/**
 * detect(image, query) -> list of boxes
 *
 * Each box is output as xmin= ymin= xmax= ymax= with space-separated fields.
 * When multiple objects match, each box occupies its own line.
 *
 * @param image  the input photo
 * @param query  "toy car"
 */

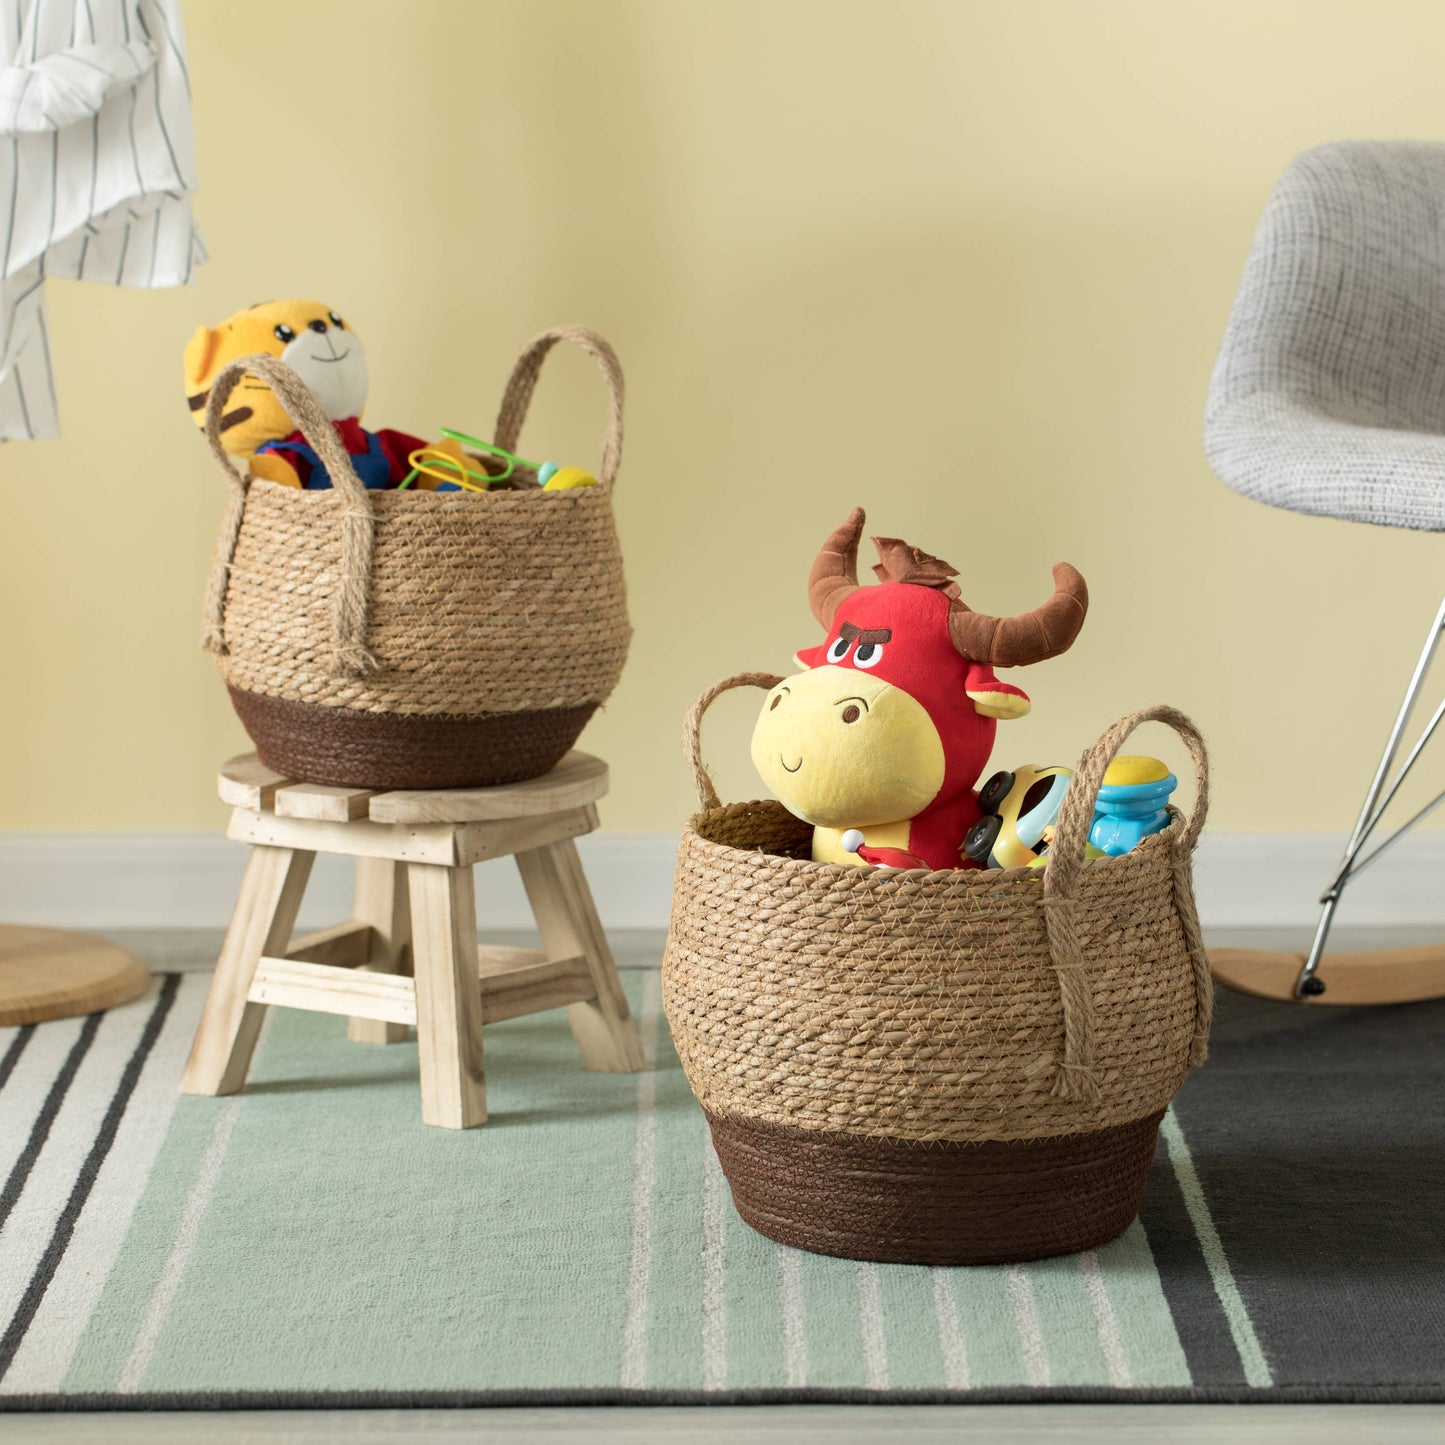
xmin=964 ymin=764 xmax=1074 ymax=868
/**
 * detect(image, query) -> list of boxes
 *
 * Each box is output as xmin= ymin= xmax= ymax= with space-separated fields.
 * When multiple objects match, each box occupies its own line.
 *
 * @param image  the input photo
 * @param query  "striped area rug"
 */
xmin=1 ymin=964 xmax=1441 ymax=1408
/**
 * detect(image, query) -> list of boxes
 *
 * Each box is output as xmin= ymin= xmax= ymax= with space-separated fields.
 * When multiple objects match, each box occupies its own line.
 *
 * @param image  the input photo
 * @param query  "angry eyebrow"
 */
xmin=835 ymin=622 xmax=892 ymax=645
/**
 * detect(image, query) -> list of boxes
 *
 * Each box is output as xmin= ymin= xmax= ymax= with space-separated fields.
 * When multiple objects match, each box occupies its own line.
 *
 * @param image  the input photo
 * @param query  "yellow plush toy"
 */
xmin=183 ymin=300 xmax=464 ymax=490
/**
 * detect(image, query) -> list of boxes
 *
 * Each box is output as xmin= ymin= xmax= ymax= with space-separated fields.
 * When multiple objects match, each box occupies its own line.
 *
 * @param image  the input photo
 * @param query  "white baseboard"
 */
xmin=0 ymin=832 xmax=680 ymax=933
xmin=0 ymin=830 xmax=1442 ymax=933
xmin=1189 ymin=831 xmax=1445 ymax=929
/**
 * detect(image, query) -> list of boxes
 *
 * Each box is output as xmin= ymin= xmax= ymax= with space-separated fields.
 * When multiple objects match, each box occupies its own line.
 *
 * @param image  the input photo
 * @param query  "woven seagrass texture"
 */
xmin=662 ymin=678 xmax=1213 ymax=1146
xmin=227 ymin=688 xmax=596 ymax=790
xmin=200 ymin=326 xmax=630 ymax=719
xmin=706 ymin=1109 xmax=1165 ymax=1266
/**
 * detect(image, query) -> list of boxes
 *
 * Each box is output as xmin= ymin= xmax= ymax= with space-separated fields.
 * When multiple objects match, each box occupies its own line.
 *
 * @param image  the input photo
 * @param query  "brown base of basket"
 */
xmin=227 ymin=686 xmax=597 ymax=790
xmin=705 ymin=1108 xmax=1166 ymax=1266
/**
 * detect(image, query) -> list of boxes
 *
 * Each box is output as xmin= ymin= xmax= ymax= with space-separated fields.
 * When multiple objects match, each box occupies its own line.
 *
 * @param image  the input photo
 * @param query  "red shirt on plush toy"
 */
xmin=750 ymin=508 xmax=1088 ymax=870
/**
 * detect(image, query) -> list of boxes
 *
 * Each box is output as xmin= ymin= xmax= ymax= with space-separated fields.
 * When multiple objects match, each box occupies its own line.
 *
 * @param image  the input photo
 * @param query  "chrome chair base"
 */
xmin=1295 ymin=590 xmax=1445 ymax=998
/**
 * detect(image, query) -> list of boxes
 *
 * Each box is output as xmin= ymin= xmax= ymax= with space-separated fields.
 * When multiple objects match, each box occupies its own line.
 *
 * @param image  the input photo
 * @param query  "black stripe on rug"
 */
xmin=0 ymin=974 xmax=180 ymax=1383
xmin=1139 ymin=1128 xmax=1247 ymax=1387
xmin=0 ymin=1012 xmax=104 ymax=1237
xmin=0 ymin=1027 xmax=35 ymax=1094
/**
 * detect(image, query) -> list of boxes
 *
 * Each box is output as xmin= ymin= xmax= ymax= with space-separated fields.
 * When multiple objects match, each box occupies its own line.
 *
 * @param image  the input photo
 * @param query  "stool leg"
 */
xmin=408 ymin=863 xmax=487 ymax=1128
xmin=348 ymin=857 xmax=412 ymax=1044
xmin=516 ymin=839 xmax=645 ymax=1074
xmin=181 ymin=845 xmax=315 ymax=1096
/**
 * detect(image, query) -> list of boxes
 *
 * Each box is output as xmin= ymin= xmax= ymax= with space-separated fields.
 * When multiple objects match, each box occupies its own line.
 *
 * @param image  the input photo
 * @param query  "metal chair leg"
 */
xmin=1295 ymin=589 xmax=1445 ymax=997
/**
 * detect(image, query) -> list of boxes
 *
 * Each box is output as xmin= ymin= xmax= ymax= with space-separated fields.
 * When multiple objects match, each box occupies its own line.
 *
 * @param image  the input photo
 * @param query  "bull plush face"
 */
xmin=753 ymin=584 xmax=964 ymax=827
xmin=751 ymin=508 xmax=1088 ymax=844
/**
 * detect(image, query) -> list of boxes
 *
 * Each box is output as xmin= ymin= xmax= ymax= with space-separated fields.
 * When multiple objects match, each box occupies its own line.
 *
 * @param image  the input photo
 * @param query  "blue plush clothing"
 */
xmin=256 ymin=428 xmax=392 ymax=491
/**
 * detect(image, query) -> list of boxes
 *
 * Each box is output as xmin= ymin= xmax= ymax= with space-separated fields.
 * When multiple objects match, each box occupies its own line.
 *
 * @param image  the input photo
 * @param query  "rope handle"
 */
xmin=1047 ymin=705 xmax=1211 ymax=885
xmin=200 ymin=354 xmax=377 ymax=679
xmin=683 ymin=679 xmax=1213 ymax=1103
xmin=1042 ymin=705 xmax=1213 ymax=1102
xmin=493 ymin=325 xmax=625 ymax=488
xmin=683 ymin=673 xmax=785 ymax=811
xmin=203 ymin=354 xmax=371 ymax=501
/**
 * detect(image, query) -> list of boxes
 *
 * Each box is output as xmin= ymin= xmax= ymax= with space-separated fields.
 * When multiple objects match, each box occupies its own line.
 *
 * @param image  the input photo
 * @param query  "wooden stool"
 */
xmin=181 ymin=751 xmax=645 ymax=1128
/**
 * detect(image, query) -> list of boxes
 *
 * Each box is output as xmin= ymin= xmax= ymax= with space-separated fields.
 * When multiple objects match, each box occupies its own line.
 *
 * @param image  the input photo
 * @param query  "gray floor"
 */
xmin=7 ymin=923 xmax=1440 ymax=1443
xmin=5 ymin=1403 xmax=1444 ymax=1442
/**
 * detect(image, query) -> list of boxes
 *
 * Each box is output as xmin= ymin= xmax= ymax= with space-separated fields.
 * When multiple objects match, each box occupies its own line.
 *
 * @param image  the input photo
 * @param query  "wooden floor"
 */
xmin=5 ymin=923 xmax=1436 ymax=1443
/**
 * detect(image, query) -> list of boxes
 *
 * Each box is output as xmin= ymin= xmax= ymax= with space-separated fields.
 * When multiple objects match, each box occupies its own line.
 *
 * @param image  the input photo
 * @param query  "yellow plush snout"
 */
xmin=750 ymin=666 xmax=946 ymax=828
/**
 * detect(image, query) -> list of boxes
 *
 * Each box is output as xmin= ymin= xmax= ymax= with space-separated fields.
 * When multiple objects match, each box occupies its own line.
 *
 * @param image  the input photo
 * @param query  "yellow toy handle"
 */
xmin=406 ymin=446 xmax=490 ymax=491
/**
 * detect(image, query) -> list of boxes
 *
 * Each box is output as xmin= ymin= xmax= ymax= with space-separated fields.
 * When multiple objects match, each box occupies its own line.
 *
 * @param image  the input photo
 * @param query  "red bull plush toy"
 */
xmin=751 ymin=508 xmax=1088 ymax=870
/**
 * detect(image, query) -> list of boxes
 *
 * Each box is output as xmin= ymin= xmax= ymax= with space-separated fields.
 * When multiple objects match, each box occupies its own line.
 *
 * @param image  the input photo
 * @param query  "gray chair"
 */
xmin=1206 ymin=140 xmax=1445 ymax=1002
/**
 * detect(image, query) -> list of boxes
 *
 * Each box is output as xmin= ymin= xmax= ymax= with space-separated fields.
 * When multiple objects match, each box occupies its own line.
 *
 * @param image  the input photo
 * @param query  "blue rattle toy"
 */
xmin=1089 ymin=755 xmax=1178 ymax=856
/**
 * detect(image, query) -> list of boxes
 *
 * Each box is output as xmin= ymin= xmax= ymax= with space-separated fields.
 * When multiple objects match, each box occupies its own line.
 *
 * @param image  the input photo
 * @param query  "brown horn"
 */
xmin=948 ymin=563 xmax=1089 ymax=667
xmin=808 ymin=507 xmax=865 ymax=627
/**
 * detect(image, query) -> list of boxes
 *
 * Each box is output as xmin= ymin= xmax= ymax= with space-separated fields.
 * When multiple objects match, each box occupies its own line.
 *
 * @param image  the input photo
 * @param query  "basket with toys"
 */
xmin=662 ymin=510 xmax=1213 ymax=1266
xmin=187 ymin=304 xmax=629 ymax=789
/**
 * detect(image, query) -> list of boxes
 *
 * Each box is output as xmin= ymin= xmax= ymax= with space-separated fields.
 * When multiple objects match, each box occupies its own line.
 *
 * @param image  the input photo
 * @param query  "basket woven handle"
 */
xmin=1043 ymin=705 xmax=1213 ymax=1103
xmin=684 ymin=672 xmax=785 ymax=811
xmin=201 ymin=354 xmax=378 ymax=680
xmin=493 ymin=325 xmax=625 ymax=487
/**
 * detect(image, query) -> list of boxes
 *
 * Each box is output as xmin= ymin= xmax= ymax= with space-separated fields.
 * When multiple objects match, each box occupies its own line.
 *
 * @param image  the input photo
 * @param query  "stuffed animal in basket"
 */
xmin=750 ymin=508 xmax=1088 ymax=870
xmin=183 ymin=299 xmax=466 ymax=490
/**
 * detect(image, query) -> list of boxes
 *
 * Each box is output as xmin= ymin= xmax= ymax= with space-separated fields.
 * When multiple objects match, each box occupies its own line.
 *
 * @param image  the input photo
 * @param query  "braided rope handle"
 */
xmin=493 ymin=325 xmax=625 ymax=488
xmin=683 ymin=673 xmax=785 ymax=811
xmin=201 ymin=354 xmax=378 ymax=680
xmin=1043 ymin=705 xmax=1213 ymax=1102
xmin=684 ymin=678 xmax=1213 ymax=1105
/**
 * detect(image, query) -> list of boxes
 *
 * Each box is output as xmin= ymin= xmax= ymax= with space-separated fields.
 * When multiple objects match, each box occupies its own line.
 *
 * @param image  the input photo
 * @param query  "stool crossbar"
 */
xmin=181 ymin=751 xmax=645 ymax=1128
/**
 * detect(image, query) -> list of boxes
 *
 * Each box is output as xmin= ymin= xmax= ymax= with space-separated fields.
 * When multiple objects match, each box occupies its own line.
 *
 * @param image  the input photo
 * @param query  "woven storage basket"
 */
xmin=663 ymin=674 xmax=1214 ymax=1266
xmin=199 ymin=326 xmax=630 ymax=790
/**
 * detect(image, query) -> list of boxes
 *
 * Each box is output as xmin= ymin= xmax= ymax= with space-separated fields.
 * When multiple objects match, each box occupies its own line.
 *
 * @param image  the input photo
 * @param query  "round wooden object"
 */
xmin=0 ymin=926 xmax=151 ymax=1026
xmin=1210 ymin=945 xmax=1445 ymax=1005
xmin=368 ymin=750 xmax=609 ymax=823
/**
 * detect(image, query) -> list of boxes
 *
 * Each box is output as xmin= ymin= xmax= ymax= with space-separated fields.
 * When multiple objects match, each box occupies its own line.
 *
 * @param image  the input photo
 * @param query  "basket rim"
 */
xmin=237 ymin=478 xmax=616 ymax=512
xmin=679 ymin=796 xmax=1181 ymax=892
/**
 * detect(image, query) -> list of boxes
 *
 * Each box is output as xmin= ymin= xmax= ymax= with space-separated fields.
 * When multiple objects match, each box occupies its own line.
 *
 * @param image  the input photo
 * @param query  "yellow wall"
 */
xmin=4 ymin=0 xmax=1445 ymax=835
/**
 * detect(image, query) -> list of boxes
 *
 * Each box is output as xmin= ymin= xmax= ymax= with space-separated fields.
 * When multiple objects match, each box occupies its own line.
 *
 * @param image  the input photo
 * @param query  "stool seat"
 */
xmin=182 ymin=751 xmax=644 ymax=1128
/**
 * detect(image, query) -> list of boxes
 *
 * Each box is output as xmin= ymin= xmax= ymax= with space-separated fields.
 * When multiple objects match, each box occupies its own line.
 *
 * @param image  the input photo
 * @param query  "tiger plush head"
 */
xmin=183 ymin=300 xmax=370 ymax=457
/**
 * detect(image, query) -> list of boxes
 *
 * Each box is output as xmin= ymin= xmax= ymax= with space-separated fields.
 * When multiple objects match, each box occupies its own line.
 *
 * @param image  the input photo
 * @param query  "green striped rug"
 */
xmin=0 ymin=968 xmax=1272 ymax=1407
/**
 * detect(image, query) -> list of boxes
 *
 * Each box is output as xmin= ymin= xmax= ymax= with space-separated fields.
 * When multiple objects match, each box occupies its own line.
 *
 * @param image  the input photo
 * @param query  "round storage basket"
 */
xmin=199 ymin=326 xmax=630 ymax=790
xmin=663 ymin=674 xmax=1214 ymax=1266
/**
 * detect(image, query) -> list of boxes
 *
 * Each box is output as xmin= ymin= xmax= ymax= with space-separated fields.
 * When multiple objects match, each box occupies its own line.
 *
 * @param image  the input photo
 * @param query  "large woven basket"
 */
xmin=663 ymin=674 xmax=1213 ymax=1266
xmin=199 ymin=326 xmax=630 ymax=790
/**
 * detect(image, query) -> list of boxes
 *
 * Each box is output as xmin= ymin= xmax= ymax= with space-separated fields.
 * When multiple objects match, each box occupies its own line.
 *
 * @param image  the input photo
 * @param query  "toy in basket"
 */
xmin=195 ymin=325 xmax=630 ymax=791
xmin=666 ymin=685 xmax=1212 ymax=1266
xmin=185 ymin=300 xmax=458 ymax=491
xmin=663 ymin=513 xmax=1212 ymax=1266
xmin=750 ymin=508 xmax=1088 ymax=870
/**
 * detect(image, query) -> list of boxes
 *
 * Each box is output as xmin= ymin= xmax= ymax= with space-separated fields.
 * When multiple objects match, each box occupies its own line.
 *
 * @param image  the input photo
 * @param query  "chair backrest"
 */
xmin=1207 ymin=141 xmax=1445 ymax=440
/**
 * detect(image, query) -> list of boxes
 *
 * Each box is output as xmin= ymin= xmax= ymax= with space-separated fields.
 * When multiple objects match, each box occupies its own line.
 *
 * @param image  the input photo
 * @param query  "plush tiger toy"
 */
xmin=183 ymin=300 xmax=458 ymax=490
